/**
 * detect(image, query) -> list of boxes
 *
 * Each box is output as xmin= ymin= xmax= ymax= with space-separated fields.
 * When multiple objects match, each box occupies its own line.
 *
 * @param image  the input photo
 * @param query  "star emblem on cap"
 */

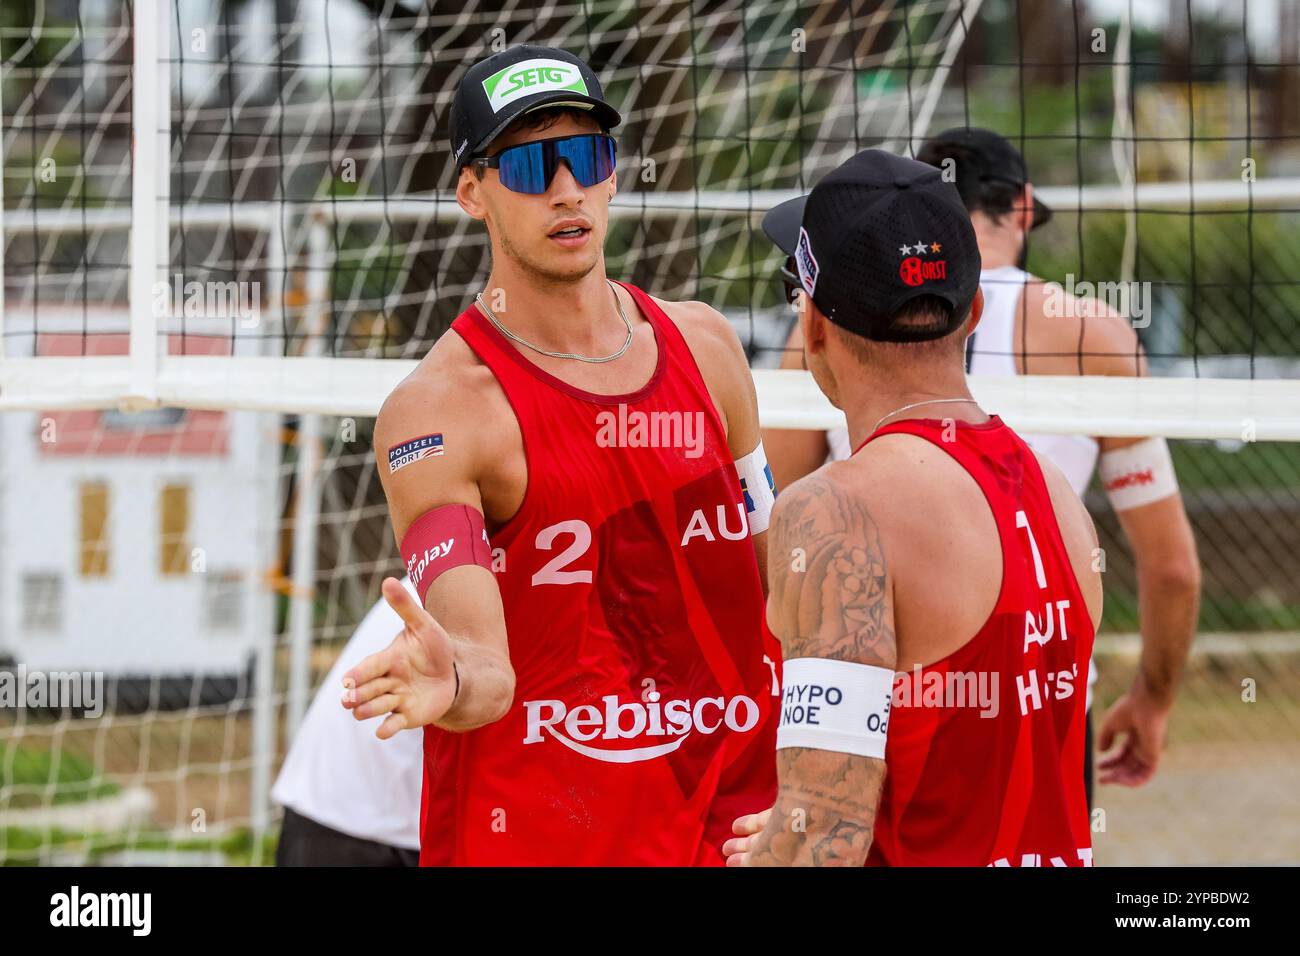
xmin=900 ymin=241 xmax=943 ymax=256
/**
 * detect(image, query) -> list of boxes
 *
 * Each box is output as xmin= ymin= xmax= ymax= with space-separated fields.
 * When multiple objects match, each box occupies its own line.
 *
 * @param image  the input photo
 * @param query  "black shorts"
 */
xmin=275 ymin=807 xmax=420 ymax=867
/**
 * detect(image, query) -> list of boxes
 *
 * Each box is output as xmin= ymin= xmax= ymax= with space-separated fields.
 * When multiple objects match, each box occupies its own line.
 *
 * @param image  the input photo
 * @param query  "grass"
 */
xmin=1099 ymin=582 xmax=1300 ymax=633
xmin=1168 ymin=440 xmax=1300 ymax=491
xmin=0 ymin=745 xmax=119 ymax=810
xmin=0 ymin=825 xmax=277 ymax=867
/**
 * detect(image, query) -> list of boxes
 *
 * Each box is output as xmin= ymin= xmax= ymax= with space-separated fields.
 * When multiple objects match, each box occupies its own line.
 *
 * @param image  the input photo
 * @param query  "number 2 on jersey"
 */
xmin=532 ymin=519 xmax=593 ymax=586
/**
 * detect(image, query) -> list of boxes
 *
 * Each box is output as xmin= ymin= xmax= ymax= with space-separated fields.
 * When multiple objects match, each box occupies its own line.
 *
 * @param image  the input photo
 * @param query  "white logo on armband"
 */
xmin=776 ymin=657 xmax=894 ymax=759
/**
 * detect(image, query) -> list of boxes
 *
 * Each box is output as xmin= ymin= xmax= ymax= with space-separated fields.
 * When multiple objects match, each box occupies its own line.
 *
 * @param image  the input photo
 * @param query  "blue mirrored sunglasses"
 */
xmin=471 ymin=133 xmax=617 ymax=195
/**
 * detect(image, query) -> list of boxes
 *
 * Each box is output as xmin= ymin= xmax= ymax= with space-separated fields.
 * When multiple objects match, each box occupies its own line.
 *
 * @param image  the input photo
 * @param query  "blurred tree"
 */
xmin=1274 ymin=0 xmax=1299 ymax=138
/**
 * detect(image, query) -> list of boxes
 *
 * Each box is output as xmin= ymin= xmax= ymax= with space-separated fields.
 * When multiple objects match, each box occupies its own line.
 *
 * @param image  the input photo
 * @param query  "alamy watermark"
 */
xmin=50 ymin=886 xmax=150 ymax=936
xmin=152 ymin=273 xmax=262 ymax=328
xmin=893 ymin=665 xmax=1000 ymax=718
xmin=595 ymin=403 xmax=706 ymax=459
xmin=0 ymin=666 xmax=104 ymax=718
xmin=1044 ymin=274 xmax=1151 ymax=328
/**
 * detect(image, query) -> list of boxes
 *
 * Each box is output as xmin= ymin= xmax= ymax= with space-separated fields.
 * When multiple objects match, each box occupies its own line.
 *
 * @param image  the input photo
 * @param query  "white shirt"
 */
xmin=272 ymin=578 xmax=423 ymax=850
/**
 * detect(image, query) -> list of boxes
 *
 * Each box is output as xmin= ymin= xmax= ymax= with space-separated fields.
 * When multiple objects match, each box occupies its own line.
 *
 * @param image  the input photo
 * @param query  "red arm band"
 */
xmin=399 ymin=504 xmax=494 ymax=606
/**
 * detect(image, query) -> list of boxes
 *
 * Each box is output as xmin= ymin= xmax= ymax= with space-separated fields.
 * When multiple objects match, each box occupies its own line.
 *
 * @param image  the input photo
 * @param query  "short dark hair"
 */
xmin=832 ymin=294 xmax=965 ymax=359
xmin=915 ymin=140 xmax=1022 ymax=225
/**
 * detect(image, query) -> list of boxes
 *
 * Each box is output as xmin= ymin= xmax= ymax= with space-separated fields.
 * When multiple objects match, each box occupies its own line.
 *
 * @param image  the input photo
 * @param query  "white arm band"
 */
xmin=1098 ymin=437 xmax=1180 ymax=511
xmin=735 ymin=440 xmax=777 ymax=535
xmin=776 ymin=657 xmax=894 ymax=759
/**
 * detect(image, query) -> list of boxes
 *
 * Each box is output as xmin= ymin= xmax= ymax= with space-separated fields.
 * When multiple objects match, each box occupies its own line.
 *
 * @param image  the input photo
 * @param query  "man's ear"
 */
xmin=1019 ymin=183 xmax=1036 ymax=233
xmin=964 ymin=286 xmax=985 ymax=340
xmin=798 ymin=293 xmax=827 ymax=355
xmin=457 ymin=167 xmax=487 ymax=222
xmin=607 ymin=167 xmax=617 ymax=203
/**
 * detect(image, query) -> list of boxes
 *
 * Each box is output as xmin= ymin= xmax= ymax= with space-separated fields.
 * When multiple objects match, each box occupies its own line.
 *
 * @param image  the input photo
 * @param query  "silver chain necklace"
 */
xmin=872 ymin=398 xmax=983 ymax=435
xmin=475 ymin=279 xmax=633 ymax=364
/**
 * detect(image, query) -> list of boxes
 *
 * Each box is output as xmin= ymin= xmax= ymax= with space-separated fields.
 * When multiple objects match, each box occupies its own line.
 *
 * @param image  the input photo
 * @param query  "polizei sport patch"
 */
xmin=388 ymin=433 xmax=444 ymax=474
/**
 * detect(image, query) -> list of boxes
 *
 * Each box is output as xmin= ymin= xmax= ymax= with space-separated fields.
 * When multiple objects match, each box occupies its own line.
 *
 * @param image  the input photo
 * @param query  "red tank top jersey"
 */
xmin=422 ymin=280 xmax=780 ymax=866
xmin=861 ymin=417 xmax=1095 ymax=867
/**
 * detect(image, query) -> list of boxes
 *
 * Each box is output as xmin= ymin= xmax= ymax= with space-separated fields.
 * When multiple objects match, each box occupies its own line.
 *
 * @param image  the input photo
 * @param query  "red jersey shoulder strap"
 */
xmin=450 ymin=283 xmax=724 ymax=438
xmin=450 ymin=302 xmax=513 ymax=370
xmin=858 ymin=417 xmax=1023 ymax=617
xmin=859 ymin=415 xmax=1057 ymax=511
xmin=857 ymin=416 xmax=1038 ymax=505
xmin=861 ymin=416 xmax=1086 ymax=615
xmin=450 ymin=282 xmax=697 ymax=382
xmin=450 ymin=288 xmax=671 ymax=405
xmin=610 ymin=280 xmax=730 ymax=439
xmin=855 ymin=414 xmax=1009 ymax=458
xmin=611 ymin=279 xmax=688 ymax=358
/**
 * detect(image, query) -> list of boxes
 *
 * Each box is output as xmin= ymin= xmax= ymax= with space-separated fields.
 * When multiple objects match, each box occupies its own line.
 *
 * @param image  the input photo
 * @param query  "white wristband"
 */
xmin=776 ymin=657 xmax=894 ymax=759
xmin=734 ymin=440 xmax=777 ymax=535
xmin=1099 ymin=437 xmax=1179 ymax=511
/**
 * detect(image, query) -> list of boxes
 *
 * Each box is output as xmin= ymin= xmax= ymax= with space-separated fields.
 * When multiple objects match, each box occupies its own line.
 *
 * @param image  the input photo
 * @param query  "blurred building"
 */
xmin=0 ymin=306 xmax=268 ymax=705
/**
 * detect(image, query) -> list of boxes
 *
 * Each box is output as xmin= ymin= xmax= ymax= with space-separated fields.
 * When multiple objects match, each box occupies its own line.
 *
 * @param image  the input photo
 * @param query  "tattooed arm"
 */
xmin=741 ymin=470 xmax=896 ymax=866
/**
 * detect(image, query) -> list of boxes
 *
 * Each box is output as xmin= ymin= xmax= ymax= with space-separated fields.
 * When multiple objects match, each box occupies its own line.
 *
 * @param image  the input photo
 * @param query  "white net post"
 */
xmin=1 ymin=49 xmax=5 ymax=364
xmin=286 ymin=216 xmax=332 ymax=741
xmin=128 ymin=0 xmax=166 ymax=408
xmin=248 ymin=208 xmax=287 ymax=865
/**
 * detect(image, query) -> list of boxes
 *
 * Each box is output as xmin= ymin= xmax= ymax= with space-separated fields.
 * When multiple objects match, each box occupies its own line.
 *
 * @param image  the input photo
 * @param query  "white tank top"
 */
xmin=822 ymin=265 xmax=1101 ymax=706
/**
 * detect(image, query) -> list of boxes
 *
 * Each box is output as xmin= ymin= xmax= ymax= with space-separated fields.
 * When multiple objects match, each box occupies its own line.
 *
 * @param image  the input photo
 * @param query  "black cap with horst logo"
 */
xmin=794 ymin=149 xmax=982 ymax=343
xmin=449 ymin=45 xmax=622 ymax=170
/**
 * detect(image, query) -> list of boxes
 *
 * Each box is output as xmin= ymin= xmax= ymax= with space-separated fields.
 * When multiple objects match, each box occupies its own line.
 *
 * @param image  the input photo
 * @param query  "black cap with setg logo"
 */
xmin=795 ymin=149 xmax=982 ymax=343
xmin=449 ymin=45 xmax=622 ymax=170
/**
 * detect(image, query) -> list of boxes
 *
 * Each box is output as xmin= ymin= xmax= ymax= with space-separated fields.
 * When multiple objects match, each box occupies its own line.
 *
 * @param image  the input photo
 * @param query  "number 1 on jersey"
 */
xmin=1015 ymin=509 xmax=1048 ymax=590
